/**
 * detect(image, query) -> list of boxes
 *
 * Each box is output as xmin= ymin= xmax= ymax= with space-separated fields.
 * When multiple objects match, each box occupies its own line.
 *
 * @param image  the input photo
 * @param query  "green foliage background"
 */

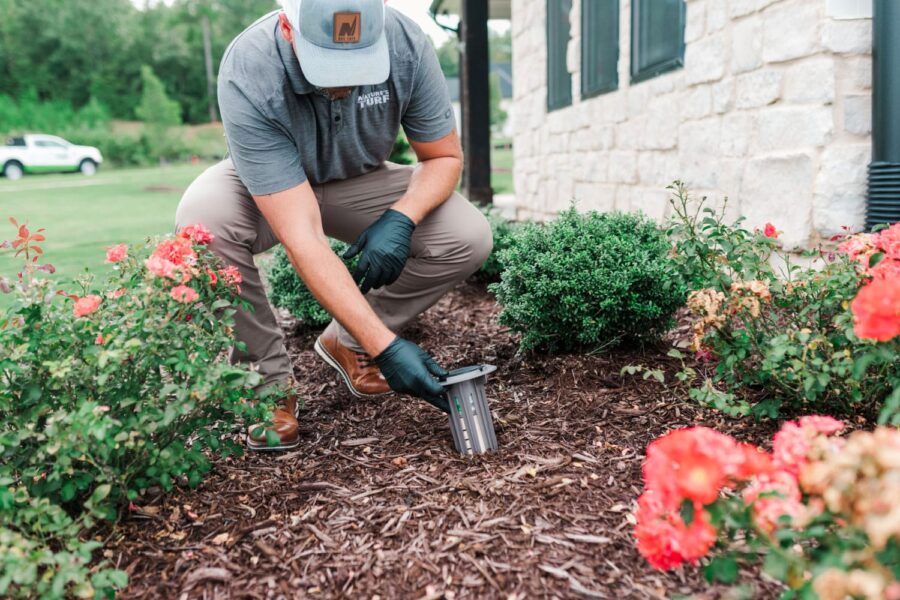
xmin=0 ymin=0 xmax=278 ymax=124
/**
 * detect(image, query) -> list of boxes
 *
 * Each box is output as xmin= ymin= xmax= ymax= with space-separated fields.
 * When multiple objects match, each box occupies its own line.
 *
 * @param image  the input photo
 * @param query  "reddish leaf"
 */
xmin=32 ymin=246 xmax=43 ymax=254
xmin=11 ymin=239 xmax=22 ymax=248
xmin=37 ymin=228 xmax=45 ymax=233
xmin=9 ymin=217 xmax=17 ymax=227
xmin=18 ymin=225 xmax=28 ymax=238
xmin=31 ymin=234 xmax=45 ymax=242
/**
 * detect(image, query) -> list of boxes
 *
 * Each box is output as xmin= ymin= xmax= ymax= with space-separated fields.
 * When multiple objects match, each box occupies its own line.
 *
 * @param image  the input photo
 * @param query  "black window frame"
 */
xmin=546 ymin=0 xmax=574 ymax=111
xmin=581 ymin=0 xmax=620 ymax=99
xmin=630 ymin=0 xmax=686 ymax=84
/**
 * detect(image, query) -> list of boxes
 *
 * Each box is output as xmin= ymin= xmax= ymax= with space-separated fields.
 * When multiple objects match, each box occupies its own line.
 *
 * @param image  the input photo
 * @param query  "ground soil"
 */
xmin=111 ymin=282 xmax=783 ymax=599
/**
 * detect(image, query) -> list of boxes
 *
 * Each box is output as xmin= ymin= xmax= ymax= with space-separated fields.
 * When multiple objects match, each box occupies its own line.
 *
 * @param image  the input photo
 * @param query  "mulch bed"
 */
xmin=110 ymin=282 xmax=783 ymax=599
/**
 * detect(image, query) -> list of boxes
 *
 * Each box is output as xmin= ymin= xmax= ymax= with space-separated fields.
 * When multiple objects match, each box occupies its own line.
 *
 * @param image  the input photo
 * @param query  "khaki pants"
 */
xmin=175 ymin=159 xmax=492 ymax=386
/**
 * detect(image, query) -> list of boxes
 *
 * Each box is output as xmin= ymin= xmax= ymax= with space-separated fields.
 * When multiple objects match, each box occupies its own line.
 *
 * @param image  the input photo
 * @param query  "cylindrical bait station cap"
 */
xmin=440 ymin=365 xmax=498 ymax=455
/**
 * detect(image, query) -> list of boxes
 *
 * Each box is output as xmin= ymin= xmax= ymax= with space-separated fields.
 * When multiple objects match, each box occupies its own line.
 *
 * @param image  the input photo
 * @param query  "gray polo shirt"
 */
xmin=217 ymin=9 xmax=454 ymax=196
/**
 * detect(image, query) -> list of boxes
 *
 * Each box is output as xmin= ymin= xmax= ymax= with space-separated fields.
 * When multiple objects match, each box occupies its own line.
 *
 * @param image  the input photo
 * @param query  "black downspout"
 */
xmin=866 ymin=0 xmax=900 ymax=229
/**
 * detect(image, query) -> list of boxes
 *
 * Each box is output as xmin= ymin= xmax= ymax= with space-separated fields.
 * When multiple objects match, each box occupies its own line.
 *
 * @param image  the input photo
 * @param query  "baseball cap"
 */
xmin=280 ymin=0 xmax=390 ymax=88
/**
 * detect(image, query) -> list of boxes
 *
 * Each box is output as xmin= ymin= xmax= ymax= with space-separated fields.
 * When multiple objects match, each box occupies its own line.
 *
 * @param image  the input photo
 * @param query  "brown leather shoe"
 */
xmin=314 ymin=327 xmax=391 ymax=397
xmin=246 ymin=393 xmax=300 ymax=452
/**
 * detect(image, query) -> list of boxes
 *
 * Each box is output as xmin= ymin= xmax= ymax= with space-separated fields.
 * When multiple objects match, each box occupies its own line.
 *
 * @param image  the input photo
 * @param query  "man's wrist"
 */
xmin=362 ymin=328 xmax=396 ymax=359
xmin=389 ymin=201 xmax=423 ymax=226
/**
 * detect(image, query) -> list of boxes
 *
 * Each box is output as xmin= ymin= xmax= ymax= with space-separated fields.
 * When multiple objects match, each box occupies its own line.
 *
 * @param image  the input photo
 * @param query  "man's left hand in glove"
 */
xmin=343 ymin=208 xmax=416 ymax=294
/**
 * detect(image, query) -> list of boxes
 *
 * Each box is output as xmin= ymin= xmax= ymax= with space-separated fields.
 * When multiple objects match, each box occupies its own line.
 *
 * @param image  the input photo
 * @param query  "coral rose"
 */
xmin=171 ymin=284 xmax=199 ymax=303
xmin=764 ymin=223 xmax=778 ymax=238
xmin=179 ymin=223 xmax=215 ymax=245
xmin=145 ymin=237 xmax=197 ymax=282
xmin=875 ymin=222 xmax=900 ymax=261
xmin=73 ymin=295 xmax=102 ymax=317
xmin=772 ymin=416 xmax=843 ymax=476
xmin=643 ymin=427 xmax=768 ymax=508
xmin=218 ymin=265 xmax=243 ymax=293
xmin=634 ymin=491 xmax=717 ymax=570
xmin=105 ymin=243 xmax=128 ymax=263
xmin=743 ymin=470 xmax=804 ymax=533
xmin=851 ymin=278 xmax=900 ymax=342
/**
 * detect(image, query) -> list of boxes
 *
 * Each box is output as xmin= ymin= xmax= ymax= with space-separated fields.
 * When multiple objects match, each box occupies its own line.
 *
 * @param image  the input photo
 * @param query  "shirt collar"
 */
xmin=275 ymin=24 xmax=314 ymax=96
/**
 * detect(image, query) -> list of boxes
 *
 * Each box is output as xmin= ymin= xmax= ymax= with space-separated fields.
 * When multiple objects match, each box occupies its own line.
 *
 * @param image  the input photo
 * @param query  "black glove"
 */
xmin=343 ymin=209 xmax=415 ymax=294
xmin=374 ymin=337 xmax=450 ymax=413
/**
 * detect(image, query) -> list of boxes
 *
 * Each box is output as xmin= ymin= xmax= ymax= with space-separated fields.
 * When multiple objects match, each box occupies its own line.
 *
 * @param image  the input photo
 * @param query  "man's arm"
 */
xmin=390 ymin=130 xmax=463 ymax=224
xmin=254 ymin=182 xmax=395 ymax=358
xmin=254 ymin=183 xmax=449 ymax=409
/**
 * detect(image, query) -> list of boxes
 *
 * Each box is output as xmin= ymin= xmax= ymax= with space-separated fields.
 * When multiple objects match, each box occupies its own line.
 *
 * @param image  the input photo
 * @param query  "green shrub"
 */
xmin=62 ymin=127 xmax=150 ymax=167
xmin=490 ymin=207 xmax=686 ymax=353
xmin=667 ymin=181 xmax=900 ymax=422
xmin=389 ymin=132 xmax=414 ymax=165
xmin=474 ymin=207 xmax=520 ymax=282
xmin=0 ymin=220 xmax=280 ymax=598
xmin=267 ymin=239 xmax=355 ymax=328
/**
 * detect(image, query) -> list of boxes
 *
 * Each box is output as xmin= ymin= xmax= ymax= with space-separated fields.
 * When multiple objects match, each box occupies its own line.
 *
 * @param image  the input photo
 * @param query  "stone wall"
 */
xmin=511 ymin=0 xmax=873 ymax=248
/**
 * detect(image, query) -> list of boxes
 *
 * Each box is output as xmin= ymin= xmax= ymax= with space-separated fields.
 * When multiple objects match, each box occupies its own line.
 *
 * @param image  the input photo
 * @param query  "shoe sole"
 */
xmin=245 ymin=434 xmax=301 ymax=452
xmin=314 ymin=337 xmax=389 ymax=399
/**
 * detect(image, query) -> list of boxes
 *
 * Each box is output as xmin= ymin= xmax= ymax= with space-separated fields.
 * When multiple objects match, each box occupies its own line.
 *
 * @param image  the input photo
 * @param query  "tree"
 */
xmin=136 ymin=65 xmax=183 ymax=161
xmin=436 ymin=37 xmax=459 ymax=78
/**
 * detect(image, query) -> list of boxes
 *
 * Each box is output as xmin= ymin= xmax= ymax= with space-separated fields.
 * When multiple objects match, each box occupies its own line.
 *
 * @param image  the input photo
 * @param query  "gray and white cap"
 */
xmin=280 ymin=0 xmax=390 ymax=88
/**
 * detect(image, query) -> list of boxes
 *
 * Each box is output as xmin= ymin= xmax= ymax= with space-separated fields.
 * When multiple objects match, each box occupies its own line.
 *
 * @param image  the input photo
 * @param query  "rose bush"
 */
xmin=0 ymin=219 xmax=281 ymax=599
xmin=668 ymin=182 xmax=900 ymax=424
xmin=635 ymin=420 xmax=900 ymax=598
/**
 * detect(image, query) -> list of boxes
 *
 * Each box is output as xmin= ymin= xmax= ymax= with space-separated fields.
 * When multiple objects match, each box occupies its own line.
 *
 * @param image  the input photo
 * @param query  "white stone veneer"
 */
xmin=511 ymin=0 xmax=873 ymax=249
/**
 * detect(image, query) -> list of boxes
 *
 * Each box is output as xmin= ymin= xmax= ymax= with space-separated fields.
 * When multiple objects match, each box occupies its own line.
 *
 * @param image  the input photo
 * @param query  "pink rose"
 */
xmin=179 ymin=223 xmax=215 ymax=245
xmin=73 ymin=295 xmax=102 ymax=318
xmin=171 ymin=284 xmax=199 ymax=303
xmin=105 ymin=243 xmax=128 ymax=263
xmin=218 ymin=265 xmax=242 ymax=293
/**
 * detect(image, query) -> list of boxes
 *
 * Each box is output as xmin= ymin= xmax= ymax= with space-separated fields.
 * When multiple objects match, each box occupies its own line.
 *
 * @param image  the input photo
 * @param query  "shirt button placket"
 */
xmin=333 ymin=102 xmax=343 ymax=133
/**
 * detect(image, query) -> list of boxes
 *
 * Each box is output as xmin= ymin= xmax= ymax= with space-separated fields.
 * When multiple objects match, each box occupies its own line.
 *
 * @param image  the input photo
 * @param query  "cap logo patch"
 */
xmin=334 ymin=12 xmax=361 ymax=43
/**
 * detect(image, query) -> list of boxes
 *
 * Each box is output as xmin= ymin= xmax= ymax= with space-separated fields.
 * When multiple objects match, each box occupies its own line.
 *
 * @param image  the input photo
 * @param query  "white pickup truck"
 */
xmin=1 ymin=134 xmax=104 ymax=180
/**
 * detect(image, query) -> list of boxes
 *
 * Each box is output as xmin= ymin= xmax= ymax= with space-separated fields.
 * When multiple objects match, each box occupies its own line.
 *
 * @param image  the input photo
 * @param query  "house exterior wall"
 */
xmin=511 ymin=0 xmax=873 ymax=248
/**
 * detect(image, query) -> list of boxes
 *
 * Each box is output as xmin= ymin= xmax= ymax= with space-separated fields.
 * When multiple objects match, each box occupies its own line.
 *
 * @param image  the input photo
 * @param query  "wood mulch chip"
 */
xmin=110 ymin=282 xmax=783 ymax=599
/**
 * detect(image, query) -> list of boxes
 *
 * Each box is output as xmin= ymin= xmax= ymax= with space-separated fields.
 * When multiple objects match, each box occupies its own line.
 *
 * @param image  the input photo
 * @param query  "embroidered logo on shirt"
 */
xmin=357 ymin=89 xmax=390 ymax=109
xmin=334 ymin=12 xmax=361 ymax=43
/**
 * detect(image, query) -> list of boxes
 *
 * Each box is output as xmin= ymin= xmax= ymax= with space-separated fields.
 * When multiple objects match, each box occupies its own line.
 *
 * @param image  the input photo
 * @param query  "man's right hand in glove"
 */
xmin=374 ymin=337 xmax=450 ymax=413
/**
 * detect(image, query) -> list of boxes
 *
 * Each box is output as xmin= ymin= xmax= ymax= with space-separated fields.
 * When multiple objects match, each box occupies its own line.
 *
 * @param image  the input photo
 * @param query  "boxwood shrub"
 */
xmin=474 ymin=207 xmax=521 ymax=282
xmin=490 ymin=208 xmax=686 ymax=353
xmin=267 ymin=239 xmax=353 ymax=328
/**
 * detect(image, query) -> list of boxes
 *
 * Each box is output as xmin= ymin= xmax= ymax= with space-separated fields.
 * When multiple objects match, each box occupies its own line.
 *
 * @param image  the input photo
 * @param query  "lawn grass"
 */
xmin=0 ymin=163 xmax=210 ymax=292
xmin=491 ymin=143 xmax=513 ymax=195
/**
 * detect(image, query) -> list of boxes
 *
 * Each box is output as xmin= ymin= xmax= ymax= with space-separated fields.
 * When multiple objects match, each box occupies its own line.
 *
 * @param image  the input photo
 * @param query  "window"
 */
xmin=34 ymin=140 xmax=67 ymax=149
xmin=547 ymin=0 xmax=573 ymax=111
xmin=631 ymin=0 xmax=685 ymax=84
xmin=5 ymin=137 xmax=25 ymax=147
xmin=581 ymin=0 xmax=620 ymax=98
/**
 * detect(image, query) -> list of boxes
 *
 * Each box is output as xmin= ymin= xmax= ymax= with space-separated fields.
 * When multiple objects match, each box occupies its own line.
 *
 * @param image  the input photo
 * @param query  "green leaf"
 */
xmin=89 ymin=484 xmax=111 ymax=504
xmin=704 ymin=556 xmax=739 ymax=584
xmin=750 ymin=398 xmax=781 ymax=420
xmin=265 ymin=430 xmax=281 ymax=447
xmin=762 ymin=552 xmax=789 ymax=581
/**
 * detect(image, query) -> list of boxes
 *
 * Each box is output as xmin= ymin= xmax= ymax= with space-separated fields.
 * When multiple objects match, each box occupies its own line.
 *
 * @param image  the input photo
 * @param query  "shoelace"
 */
xmin=354 ymin=351 xmax=376 ymax=369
